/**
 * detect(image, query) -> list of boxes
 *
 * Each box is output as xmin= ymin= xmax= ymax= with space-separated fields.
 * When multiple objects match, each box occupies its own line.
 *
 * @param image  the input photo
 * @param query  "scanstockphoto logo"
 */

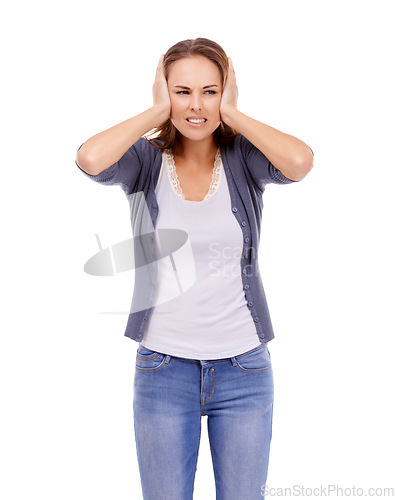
xmin=82 ymin=191 xmax=259 ymax=314
xmin=83 ymin=191 xmax=197 ymax=315
xmin=260 ymin=484 xmax=395 ymax=497
xmin=83 ymin=227 xmax=196 ymax=314
xmin=208 ymin=242 xmax=257 ymax=278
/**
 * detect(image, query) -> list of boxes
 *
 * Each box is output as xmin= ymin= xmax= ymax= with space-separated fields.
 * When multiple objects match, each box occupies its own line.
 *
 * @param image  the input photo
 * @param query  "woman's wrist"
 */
xmin=220 ymin=106 xmax=240 ymax=130
xmin=151 ymin=104 xmax=171 ymax=127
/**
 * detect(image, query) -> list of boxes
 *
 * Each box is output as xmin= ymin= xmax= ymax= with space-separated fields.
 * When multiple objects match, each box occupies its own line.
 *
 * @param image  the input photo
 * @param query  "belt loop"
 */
xmin=230 ymin=356 xmax=237 ymax=366
xmin=165 ymin=355 xmax=171 ymax=364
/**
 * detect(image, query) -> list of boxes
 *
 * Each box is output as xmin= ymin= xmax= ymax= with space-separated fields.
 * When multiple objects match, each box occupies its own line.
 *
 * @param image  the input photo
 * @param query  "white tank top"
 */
xmin=140 ymin=147 xmax=260 ymax=359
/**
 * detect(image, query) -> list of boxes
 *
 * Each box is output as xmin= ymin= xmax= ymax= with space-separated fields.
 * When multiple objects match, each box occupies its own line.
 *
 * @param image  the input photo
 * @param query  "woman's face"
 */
xmin=167 ymin=55 xmax=223 ymax=142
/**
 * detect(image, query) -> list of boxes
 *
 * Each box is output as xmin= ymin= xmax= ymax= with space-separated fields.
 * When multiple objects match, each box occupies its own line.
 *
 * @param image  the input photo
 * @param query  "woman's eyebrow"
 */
xmin=174 ymin=84 xmax=219 ymax=89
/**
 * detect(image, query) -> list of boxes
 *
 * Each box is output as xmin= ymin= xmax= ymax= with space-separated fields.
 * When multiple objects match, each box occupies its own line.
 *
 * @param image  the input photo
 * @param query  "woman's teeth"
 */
xmin=187 ymin=118 xmax=207 ymax=123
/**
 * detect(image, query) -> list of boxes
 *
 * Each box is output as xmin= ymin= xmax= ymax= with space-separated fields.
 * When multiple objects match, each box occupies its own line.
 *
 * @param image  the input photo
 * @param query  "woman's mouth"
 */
xmin=186 ymin=118 xmax=207 ymax=127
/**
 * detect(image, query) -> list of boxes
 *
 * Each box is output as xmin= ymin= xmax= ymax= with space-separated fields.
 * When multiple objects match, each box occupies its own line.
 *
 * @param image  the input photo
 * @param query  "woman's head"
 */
xmin=162 ymin=37 xmax=228 ymax=92
xmin=146 ymin=38 xmax=239 ymax=151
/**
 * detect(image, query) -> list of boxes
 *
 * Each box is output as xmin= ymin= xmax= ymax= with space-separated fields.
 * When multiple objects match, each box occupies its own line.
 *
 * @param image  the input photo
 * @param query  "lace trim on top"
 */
xmin=164 ymin=148 xmax=222 ymax=202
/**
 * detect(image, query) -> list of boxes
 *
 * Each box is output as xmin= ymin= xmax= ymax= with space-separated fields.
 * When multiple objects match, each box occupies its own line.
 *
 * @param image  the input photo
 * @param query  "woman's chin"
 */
xmin=171 ymin=120 xmax=220 ymax=141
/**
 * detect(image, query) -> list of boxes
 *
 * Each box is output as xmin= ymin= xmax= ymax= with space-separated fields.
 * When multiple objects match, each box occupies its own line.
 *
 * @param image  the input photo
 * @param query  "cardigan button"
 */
xmin=244 ymin=237 xmax=250 ymax=243
xmin=242 ymin=268 xmax=247 ymax=275
xmin=254 ymin=316 xmax=260 ymax=322
xmin=241 ymin=221 xmax=247 ymax=226
xmin=248 ymin=301 xmax=253 ymax=307
xmin=232 ymin=207 xmax=238 ymax=212
xmin=244 ymin=284 xmax=250 ymax=290
xmin=259 ymin=333 xmax=265 ymax=339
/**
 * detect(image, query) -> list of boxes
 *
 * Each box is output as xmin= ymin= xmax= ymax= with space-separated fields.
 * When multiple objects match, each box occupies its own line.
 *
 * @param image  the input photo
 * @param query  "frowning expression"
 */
xmin=167 ymin=55 xmax=223 ymax=140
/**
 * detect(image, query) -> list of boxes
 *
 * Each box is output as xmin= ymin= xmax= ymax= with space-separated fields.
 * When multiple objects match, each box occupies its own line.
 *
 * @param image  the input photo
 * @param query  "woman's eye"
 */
xmin=176 ymin=90 xmax=216 ymax=95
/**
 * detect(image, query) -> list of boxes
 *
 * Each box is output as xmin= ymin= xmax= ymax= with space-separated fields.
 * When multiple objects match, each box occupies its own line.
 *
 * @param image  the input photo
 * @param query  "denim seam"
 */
xmin=136 ymin=353 xmax=159 ymax=361
xmin=191 ymin=421 xmax=202 ymax=486
xmin=234 ymin=364 xmax=272 ymax=374
xmin=135 ymin=358 xmax=167 ymax=373
xmin=235 ymin=342 xmax=266 ymax=360
xmin=201 ymin=368 xmax=215 ymax=405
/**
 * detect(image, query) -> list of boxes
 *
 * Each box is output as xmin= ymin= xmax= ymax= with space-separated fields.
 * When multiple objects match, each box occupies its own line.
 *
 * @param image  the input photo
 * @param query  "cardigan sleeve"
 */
xmin=75 ymin=137 xmax=148 ymax=190
xmin=237 ymin=134 xmax=302 ymax=191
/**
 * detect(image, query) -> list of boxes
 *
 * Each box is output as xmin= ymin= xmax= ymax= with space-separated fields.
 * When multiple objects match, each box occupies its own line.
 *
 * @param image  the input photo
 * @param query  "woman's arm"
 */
xmin=220 ymin=58 xmax=314 ymax=182
xmin=77 ymin=55 xmax=170 ymax=176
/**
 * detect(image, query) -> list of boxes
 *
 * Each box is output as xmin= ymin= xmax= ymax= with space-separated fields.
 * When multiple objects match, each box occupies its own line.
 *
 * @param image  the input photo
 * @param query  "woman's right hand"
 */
xmin=152 ymin=54 xmax=171 ymax=122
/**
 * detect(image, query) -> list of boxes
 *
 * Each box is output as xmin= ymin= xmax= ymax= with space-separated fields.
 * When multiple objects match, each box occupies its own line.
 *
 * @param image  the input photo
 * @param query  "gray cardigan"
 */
xmin=76 ymin=134 xmax=307 ymax=345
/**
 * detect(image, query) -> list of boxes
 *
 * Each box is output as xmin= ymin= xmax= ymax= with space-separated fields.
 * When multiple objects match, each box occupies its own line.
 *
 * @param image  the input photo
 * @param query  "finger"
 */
xmin=227 ymin=58 xmax=235 ymax=78
xmin=157 ymin=54 xmax=164 ymax=69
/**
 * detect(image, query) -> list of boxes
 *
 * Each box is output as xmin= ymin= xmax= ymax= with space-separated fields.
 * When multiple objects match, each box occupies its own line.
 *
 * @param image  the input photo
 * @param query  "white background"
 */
xmin=1 ymin=0 xmax=394 ymax=498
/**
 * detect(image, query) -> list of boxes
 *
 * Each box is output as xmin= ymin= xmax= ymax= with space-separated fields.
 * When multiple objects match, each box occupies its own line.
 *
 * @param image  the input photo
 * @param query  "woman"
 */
xmin=76 ymin=38 xmax=313 ymax=500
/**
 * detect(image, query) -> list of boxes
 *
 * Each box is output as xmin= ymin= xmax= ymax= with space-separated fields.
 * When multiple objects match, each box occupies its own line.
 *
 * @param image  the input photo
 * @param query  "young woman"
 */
xmin=76 ymin=37 xmax=313 ymax=500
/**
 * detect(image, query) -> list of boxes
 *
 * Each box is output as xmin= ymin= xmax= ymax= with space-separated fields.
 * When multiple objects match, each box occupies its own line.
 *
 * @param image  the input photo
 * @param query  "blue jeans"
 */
xmin=133 ymin=342 xmax=274 ymax=499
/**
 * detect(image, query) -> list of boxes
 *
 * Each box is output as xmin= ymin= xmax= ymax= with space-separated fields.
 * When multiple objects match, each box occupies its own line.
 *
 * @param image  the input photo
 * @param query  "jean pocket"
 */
xmin=136 ymin=344 xmax=167 ymax=373
xmin=234 ymin=343 xmax=272 ymax=373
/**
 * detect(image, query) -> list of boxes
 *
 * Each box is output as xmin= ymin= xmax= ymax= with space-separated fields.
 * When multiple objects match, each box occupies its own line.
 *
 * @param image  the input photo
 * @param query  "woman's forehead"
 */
xmin=168 ymin=56 xmax=221 ymax=84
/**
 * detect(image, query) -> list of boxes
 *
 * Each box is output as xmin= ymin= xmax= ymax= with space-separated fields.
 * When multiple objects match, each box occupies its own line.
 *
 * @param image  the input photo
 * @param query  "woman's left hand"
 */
xmin=220 ymin=57 xmax=238 ymax=124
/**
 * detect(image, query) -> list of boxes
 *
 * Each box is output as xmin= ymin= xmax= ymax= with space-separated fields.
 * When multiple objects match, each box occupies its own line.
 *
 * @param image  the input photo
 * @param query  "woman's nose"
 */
xmin=190 ymin=95 xmax=202 ymax=110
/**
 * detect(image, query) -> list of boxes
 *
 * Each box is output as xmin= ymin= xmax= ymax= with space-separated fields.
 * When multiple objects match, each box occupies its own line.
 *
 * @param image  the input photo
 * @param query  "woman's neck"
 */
xmin=173 ymin=135 xmax=218 ymax=165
